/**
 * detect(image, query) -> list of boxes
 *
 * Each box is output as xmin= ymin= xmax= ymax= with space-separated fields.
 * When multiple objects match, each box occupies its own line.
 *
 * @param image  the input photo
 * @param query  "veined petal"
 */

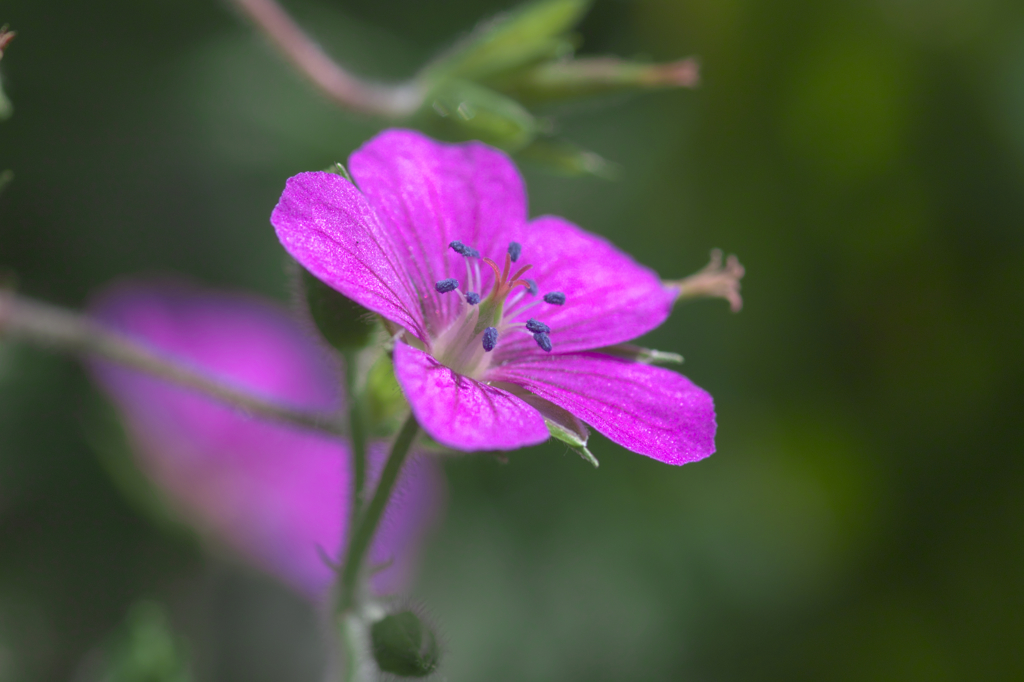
xmin=488 ymin=352 xmax=716 ymax=465
xmin=393 ymin=341 xmax=549 ymax=452
xmin=350 ymin=129 xmax=528 ymax=335
xmin=272 ymin=171 xmax=428 ymax=341
xmin=89 ymin=283 xmax=444 ymax=599
xmin=496 ymin=216 xmax=676 ymax=358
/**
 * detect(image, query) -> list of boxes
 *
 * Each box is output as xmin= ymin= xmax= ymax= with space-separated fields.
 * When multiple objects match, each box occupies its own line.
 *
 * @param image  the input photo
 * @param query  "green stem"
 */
xmin=336 ymin=413 xmax=419 ymax=615
xmin=342 ymin=350 xmax=368 ymax=520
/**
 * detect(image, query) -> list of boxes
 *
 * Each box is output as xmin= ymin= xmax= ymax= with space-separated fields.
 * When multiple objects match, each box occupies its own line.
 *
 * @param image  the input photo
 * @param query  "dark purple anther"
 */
xmin=508 ymin=241 xmax=522 ymax=262
xmin=525 ymin=279 xmax=538 ymax=295
xmin=465 ymin=292 xmax=481 ymax=305
xmin=533 ymin=332 xmax=552 ymax=352
xmin=435 ymin=278 xmax=459 ymax=293
xmin=449 ymin=241 xmax=480 ymax=258
xmin=543 ymin=291 xmax=566 ymax=305
xmin=482 ymin=327 xmax=499 ymax=352
xmin=525 ymin=319 xmax=550 ymax=334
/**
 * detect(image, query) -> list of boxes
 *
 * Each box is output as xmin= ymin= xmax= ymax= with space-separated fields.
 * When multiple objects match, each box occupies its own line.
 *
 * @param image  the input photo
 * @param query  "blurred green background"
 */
xmin=2 ymin=0 xmax=1023 ymax=680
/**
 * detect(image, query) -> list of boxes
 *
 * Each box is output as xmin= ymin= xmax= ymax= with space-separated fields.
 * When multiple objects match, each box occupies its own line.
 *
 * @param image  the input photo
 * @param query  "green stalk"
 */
xmin=336 ymin=413 xmax=419 ymax=616
xmin=342 ymin=350 xmax=368 ymax=520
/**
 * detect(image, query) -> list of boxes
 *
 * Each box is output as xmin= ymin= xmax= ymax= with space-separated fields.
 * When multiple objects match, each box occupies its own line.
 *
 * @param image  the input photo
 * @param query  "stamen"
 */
xmin=533 ymin=332 xmax=552 ymax=352
xmin=465 ymin=292 xmax=481 ymax=305
xmin=525 ymin=279 xmax=538 ymax=295
xmin=435 ymin=278 xmax=459 ymax=293
xmin=525 ymin=319 xmax=550 ymax=334
xmin=508 ymin=242 xmax=522 ymax=262
xmin=543 ymin=291 xmax=566 ymax=305
xmin=481 ymin=257 xmax=502 ymax=282
xmin=482 ymin=327 xmax=499 ymax=352
xmin=510 ymin=264 xmax=533 ymax=282
xmin=449 ymin=241 xmax=480 ymax=258
xmin=501 ymin=253 xmax=511 ymax=283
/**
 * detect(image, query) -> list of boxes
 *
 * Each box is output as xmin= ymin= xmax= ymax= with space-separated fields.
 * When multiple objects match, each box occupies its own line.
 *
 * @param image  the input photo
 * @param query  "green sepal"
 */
xmin=419 ymin=79 xmax=538 ymax=152
xmin=517 ymin=137 xmax=620 ymax=179
xmin=422 ymin=0 xmax=592 ymax=84
xmin=300 ymin=266 xmax=375 ymax=352
xmin=546 ymin=418 xmax=599 ymax=467
xmin=364 ymin=352 xmax=409 ymax=437
xmin=370 ymin=610 xmax=441 ymax=678
xmin=596 ymin=343 xmax=684 ymax=365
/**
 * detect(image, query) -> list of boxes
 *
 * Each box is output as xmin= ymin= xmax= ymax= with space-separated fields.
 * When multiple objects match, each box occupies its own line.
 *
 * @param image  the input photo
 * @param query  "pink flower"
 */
xmin=89 ymin=282 xmax=445 ymax=599
xmin=272 ymin=130 xmax=716 ymax=465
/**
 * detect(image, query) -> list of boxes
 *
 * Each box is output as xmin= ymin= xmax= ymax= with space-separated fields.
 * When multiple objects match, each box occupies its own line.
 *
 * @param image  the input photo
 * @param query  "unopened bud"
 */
xmin=298 ymin=266 xmax=375 ymax=351
xmin=370 ymin=610 xmax=441 ymax=678
xmin=421 ymin=80 xmax=537 ymax=152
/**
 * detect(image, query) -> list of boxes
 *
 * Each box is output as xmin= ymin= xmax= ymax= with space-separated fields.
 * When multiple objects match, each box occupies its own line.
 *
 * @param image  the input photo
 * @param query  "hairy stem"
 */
xmin=336 ymin=413 xmax=419 ymax=616
xmin=226 ymin=0 xmax=423 ymax=117
xmin=342 ymin=350 xmax=368 ymax=520
xmin=0 ymin=292 xmax=346 ymax=436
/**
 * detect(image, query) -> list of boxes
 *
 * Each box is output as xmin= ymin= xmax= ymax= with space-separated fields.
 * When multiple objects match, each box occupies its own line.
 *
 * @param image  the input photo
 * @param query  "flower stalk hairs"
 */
xmin=273 ymin=129 xmax=737 ymax=468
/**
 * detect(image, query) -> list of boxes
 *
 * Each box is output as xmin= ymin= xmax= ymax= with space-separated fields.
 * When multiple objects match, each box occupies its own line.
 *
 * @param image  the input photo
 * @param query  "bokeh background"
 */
xmin=2 ymin=0 xmax=1023 ymax=680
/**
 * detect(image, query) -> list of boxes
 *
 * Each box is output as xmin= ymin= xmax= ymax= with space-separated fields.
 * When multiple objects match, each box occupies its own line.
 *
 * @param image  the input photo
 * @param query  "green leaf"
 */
xmin=422 ymin=0 xmax=592 ymax=83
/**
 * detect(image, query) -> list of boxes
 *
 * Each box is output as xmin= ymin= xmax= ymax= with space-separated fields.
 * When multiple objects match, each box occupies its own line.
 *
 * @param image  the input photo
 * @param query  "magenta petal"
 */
xmin=497 ymin=216 xmax=676 ymax=359
xmin=89 ymin=282 xmax=444 ymax=599
xmin=271 ymin=171 xmax=428 ymax=340
xmin=350 ymin=129 xmax=528 ymax=335
xmin=392 ymin=341 xmax=549 ymax=452
xmin=488 ymin=353 xmax=716 ymax=465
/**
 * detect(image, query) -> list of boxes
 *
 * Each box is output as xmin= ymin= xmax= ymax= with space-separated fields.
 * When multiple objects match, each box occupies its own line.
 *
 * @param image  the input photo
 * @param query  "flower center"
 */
xmin=429 ymin=241 xmax=565 ymax=378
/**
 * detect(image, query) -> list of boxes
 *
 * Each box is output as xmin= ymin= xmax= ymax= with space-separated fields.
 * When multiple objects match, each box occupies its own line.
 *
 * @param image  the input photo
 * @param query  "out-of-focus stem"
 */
xmin=336 ymin=413 xmax=418 ymax=616
xmin=0 ymin=291 xmax=346 ymax=436
xmin=226 ymin=0 xmax=423 ymax=117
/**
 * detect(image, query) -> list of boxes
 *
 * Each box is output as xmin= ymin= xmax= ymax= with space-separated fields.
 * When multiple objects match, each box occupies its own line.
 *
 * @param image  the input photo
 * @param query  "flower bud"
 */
xmin=419 ymin=79 xmax=537 ymax=152
xmin=370 ymin=610 xmax=441 ymax=678
xmin=298 ymin=266 xmax=375 ymax=352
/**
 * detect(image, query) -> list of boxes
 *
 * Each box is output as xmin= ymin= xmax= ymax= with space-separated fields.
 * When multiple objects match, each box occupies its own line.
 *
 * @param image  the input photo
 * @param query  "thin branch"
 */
xmin=226 ymin=0 xmax=423 ymax=118
xmin=0 ymin=292 xmax=346 ymax=436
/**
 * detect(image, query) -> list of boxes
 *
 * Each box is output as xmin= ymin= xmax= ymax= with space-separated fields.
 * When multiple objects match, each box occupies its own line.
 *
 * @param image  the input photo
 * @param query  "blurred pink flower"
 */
xmin=89 ymin=282 xmax=445 ymax=600
xmin=272 ymin=129 xmax=716 ymax=464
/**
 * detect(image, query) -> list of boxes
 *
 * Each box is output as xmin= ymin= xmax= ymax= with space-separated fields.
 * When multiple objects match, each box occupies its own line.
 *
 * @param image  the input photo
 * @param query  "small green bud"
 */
xmin=370 ymin=610 xmax=441 ymax=678
xmin=421 ymin=80 xmax=537 ymax=152
xmin=300 ymin=267 xmax=374 ymax=352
